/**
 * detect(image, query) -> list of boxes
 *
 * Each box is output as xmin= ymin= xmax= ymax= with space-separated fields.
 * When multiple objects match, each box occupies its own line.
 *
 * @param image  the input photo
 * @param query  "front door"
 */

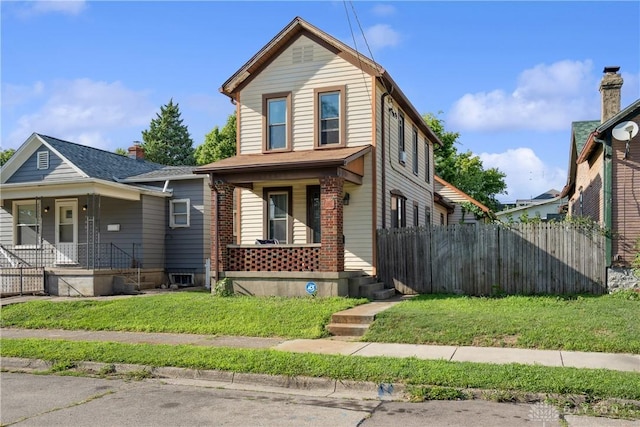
xmin=55 ymin=199 xmax=78 ymax=264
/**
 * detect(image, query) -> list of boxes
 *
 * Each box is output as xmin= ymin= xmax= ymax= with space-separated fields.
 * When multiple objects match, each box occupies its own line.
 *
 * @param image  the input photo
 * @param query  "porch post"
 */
xmin=212 ymin=182 xmax=235 ymax=275
xmin=319 ymin=176 xmax=344 ymax=272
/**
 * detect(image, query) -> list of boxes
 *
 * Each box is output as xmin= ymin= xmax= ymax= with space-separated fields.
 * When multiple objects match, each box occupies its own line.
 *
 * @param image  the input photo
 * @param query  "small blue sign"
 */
xmin=305 ymin=282 xmax=317 ymax=294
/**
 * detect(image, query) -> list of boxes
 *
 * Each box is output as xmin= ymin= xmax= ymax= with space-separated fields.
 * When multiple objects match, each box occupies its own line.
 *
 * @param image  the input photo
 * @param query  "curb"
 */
xmin=1 ymin=357 xmax=406 ymax=401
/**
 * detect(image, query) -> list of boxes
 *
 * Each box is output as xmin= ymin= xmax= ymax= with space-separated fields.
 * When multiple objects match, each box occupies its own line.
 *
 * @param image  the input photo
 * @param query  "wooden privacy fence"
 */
xmin=376 ymin=223 xmax=607 ymax=295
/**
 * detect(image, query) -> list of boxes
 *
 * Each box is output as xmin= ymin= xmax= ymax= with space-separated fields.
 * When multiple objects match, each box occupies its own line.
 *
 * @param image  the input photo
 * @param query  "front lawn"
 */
xmin=363 ymin=293 xmax=640 ymax=354
xmin=0 ymin=293 xmax=367 ymax=339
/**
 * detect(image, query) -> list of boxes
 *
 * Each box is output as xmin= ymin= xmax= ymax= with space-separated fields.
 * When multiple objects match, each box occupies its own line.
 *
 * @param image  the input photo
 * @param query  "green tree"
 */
xmin=195 ymin=112 xmax=236 ymax=165
xmin=141 ymin=99 xmax=195 ymax=165
xmin=114 ymin=148 xmax=127 ymax=156
xmin=0 ymin=148 xmax=16 ymax=166
xmin=424 ymin=112 xmax=507 ymax=211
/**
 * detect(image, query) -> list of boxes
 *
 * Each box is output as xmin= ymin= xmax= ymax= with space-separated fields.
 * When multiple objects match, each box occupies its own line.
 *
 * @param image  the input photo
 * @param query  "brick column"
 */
xmin=212 ymin=182 xmax=235 ymax=273
xmin=319 ymin=176 xmax=344 ymax=271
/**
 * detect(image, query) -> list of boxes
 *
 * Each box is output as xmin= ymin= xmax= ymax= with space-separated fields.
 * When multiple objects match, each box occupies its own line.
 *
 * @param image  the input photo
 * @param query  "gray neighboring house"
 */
xmin=0 ymin=133 xmax=210 ymax=296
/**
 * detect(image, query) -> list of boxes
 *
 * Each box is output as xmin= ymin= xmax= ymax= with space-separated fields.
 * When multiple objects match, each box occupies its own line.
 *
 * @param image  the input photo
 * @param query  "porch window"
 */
xmin=391 ymin=193 xmax=406 ymax=228
xmin=14 ymin=200 xmax=40 ymax=246
xmin=264 ymin=187 xmax=292 ymax=243
xmin=170 ymin=199 xmax=190 ymax=228
xmin=307 ymin=185 xmax=321 ymax=243
xmin=263 ymin=92 xmax=291 ymax=151
xmin=315 ymin=86 xmax=345 ymax=148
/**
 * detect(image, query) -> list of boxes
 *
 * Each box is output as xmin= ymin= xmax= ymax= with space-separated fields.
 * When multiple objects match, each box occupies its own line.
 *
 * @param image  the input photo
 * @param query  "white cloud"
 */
xmin=448 ymin=60 xmax=600 ymax=132
xmin=2 ymin=82 xmax=45 ymax=109
xmin=6 ymin=78 xmax=156 ymax=150
xmin=479 ymin=148 xmax=566 ymax=202
xmin=371 ymin=4 xmax=396 ymax=17
xmin=364 ymin=24 xmax=401 ymax=50
xmin=21 ymin=0 xmax=86 ymax=16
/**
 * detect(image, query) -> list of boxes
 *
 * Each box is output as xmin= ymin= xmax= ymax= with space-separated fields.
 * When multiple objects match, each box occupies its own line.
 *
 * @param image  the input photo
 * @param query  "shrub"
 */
xmin=214 ymin=277 xmax=234 ymax=297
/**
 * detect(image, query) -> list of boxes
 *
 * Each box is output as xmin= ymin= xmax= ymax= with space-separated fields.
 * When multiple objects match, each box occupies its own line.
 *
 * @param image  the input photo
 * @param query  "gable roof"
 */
xmin=1 ymin=133 xmax=198 ymax=185
xmin=572 ymin=120 xmax=600 ymax=155
xmin=434 ymin=175 xmax=491 ymax=214
xmin=219 ymin=16 xmax=441 ymax=146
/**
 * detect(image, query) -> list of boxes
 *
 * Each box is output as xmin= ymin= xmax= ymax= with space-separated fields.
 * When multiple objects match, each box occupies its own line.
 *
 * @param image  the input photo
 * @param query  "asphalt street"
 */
xmin=2 ymin=372 xmax=638 ymax=427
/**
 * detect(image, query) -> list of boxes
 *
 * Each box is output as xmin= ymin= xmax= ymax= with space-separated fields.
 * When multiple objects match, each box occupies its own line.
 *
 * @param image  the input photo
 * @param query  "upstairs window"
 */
xmin=315 ymin=86 xmax=345 ymax=148
xmin=37 ymin=151 xmax=49 ymax=170
xmin=412 ymin=128 xmax=419 ymax=175
xmin=398 ymin=113 xmax=406 ymax=164
xmin=424 ymin=142 xmax=430 ymax=183
xmin=263 ymin=92 xmax=291 ymax=152
xmin=170 ymin=199 xmax=190 ymax=228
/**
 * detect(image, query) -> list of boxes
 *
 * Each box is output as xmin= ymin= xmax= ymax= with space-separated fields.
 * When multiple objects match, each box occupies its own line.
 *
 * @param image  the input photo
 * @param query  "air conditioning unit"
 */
xmin=399 ymin=151 xmax=407 ymax=164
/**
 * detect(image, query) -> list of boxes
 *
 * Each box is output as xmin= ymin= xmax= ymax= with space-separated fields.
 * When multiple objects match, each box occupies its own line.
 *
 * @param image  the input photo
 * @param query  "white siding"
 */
xmin=239 ymin=35 xmax=373 ymax=154
xmin=374 ymin=82 xmax=435 ymax=229
xmin=344 ymin=153 xmax=374 ymax=272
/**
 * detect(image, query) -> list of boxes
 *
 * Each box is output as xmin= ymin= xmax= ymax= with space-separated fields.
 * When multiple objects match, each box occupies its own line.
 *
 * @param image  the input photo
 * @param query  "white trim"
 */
xmin=170 ymin=198 xmax=190 ymax=228
xmin=37 ymin=151 xmax=49 ymax=170
xmin=55 ymin=199 xmax=78 ymax=265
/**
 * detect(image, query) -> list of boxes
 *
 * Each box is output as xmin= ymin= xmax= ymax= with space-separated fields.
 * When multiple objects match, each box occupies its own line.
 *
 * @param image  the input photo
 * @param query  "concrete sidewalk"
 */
xmin=2 ymin=327 xmax=638 ymax=372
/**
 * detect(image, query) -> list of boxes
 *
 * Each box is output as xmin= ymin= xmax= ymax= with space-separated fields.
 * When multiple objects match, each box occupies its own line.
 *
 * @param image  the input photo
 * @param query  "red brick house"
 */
xmin=561 ymin=67 xmax=640 ymax=289
xmin=194 ymin=17 xmax=441 ymax=297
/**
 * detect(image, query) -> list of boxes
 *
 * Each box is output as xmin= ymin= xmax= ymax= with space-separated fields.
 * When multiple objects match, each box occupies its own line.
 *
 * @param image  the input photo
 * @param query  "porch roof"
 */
xmin=0 ymin=178 xmax=171 ymax=204
xmin=194 ymin=145 xmax=371 ymax=185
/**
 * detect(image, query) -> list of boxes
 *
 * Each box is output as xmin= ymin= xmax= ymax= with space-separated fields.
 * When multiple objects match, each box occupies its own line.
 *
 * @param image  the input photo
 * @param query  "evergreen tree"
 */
xmin=195 ymin=112 xmax=237 ymax=165
xmin=141 ymin=99 xmax=195 ymax=165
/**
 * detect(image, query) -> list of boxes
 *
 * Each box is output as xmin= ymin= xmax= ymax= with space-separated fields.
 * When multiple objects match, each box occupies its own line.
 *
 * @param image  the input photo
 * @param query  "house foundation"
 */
xmin=222 ymin=271 xmax=363 ymax=297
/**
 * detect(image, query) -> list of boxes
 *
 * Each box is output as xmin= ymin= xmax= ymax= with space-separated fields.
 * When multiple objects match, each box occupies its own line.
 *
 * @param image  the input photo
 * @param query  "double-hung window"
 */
xmin=170 ymin=199 xmax=190 ymax=228
xmin=398 ymin=113 xmax=405 ymax=163
xmin=424 ymin=141 xmax=430 ymax=183
xmin=264 ymin=187 xmax=292 ymax=243
xmin=263 ymin=93 xmax=291 ymax=152
xmin=390 ymin=192 xmax=407 ymax=228
xmin=412 ymin=128 xmax=419 ymax=175
xmin=413 ymin=202 xmax=419 ymax=227
xmin=315 ymin=86 xmax=345 ymax=148
xmin=14 ymin=201 xmax=40 ymax=246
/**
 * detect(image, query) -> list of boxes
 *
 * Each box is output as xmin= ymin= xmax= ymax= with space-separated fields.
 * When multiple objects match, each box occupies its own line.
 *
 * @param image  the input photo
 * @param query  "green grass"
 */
xmin=0 ymin=293 xmax=367 ymax=339
xmin=2 ymin=338 xmax=639 ymax=400
xmin=363 ymin=293 xmax=640 ymax=354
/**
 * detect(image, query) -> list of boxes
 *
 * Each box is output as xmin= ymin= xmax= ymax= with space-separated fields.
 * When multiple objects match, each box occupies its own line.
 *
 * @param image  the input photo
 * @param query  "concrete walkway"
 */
xmin=2 ymin=327 xmax=638 ymax=372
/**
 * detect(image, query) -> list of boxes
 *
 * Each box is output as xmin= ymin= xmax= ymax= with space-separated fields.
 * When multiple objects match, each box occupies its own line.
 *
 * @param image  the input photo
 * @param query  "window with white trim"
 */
xmin=170 ymin=199 xmax=190 ymax=228
xmin=315 ymin=86 xmax=345 ymax=148
xmin=14 ymin=200 xmax=40 ymax=246
xmin=267 ymin=98 xmax=287 ymax=150
xmin=267 ymin=190 xmax=289 ymax=242
xmin=37 ymin=151 xmax=49 ymax=170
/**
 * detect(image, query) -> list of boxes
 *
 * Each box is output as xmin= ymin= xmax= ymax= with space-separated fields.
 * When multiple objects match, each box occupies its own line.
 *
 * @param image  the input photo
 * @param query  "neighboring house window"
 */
xmin=412 ymin=128 xmax=419 ymax=175
xmin=391 ymin=193 xmax=406 ymax=228
xmin=315 ymin=86 xmax=345 ymax=148
xmin=425 ymin=207 xmax=432 ymax=226
xmin=14 ymin=200 xmax=40 ymax=246
xmin=37 ymin=151 xmax=49 ymax=170
xmin=398 ymin=113 xmax=405 ymax=164
xmin=413 ymin=202 xmax=419 ymax=227
xmin=264 ymin=187 xmax=292 ymax=243
xmin=424 ymin=142 xmax=430 ymax=183
xmin=170 ymin=199 xmax=190 ymax=228
xmin=440 ymin=212 xmax=445 ymax=225
xmin=263 ymin=92 xmax=291 ymax=152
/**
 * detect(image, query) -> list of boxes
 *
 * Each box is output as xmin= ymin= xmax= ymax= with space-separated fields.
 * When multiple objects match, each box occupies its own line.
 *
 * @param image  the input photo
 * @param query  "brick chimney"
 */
xmin=600 ymin=66 xmax=623 ymax=123
xmin=128 ymin=142 xmax=145 ymax=160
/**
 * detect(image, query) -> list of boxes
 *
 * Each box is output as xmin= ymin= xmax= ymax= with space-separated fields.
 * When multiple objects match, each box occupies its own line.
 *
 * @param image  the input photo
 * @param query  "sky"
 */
xmin=2 ymin=1 xmax=639 ymax=203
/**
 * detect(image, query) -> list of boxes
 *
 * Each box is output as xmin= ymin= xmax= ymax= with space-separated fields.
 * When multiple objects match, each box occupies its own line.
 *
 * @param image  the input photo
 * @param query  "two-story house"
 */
xmin=194 ymin=17 xmax=441 ymax=297
xmin=561 ymin=66 xmax=640 ymax=289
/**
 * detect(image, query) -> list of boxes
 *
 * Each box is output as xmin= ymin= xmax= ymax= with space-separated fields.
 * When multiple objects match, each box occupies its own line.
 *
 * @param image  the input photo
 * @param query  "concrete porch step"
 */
xmin=330 ymin=312 xmax=375 ymax=324
xmin=359 ymin=282 xmax=385 ymax=300
xmin=325 ymin=323 xmax=370 ymax=337
xmin=373 ymin=288 xmax=396 ymax=300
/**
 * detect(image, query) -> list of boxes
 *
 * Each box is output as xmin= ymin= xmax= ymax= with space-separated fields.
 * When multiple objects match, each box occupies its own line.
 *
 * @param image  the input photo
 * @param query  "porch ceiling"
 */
xmin=194 ymin=145 xmax=371 ymax=185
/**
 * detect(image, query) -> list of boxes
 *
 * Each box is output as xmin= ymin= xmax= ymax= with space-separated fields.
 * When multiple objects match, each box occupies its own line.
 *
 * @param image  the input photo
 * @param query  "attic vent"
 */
xmin=292 ymin=45 xmax=314 ymax=64
xmin=37 ymin=151 xmax=49 ymax=170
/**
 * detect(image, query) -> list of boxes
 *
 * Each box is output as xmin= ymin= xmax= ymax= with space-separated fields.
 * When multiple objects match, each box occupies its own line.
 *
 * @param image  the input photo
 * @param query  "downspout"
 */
xmin=380 ymin=85 xmax=394 ymax=229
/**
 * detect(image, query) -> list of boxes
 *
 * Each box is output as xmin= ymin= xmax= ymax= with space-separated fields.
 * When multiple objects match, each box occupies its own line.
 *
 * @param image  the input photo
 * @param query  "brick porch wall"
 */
xmin=212 ymin=182 xmax=235 ymax=272
xmin=319 ymin=176 xmax=344 ymax=271
xmin=227 ymin=246 xmax=321 ymax=271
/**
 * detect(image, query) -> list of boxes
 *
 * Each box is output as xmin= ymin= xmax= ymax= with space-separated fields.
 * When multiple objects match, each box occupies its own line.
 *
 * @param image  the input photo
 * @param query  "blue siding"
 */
xmin=7 ymin=145 xmax=82 ymax=183
xmin=141 ymin=195 xmax=166 ymax=269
